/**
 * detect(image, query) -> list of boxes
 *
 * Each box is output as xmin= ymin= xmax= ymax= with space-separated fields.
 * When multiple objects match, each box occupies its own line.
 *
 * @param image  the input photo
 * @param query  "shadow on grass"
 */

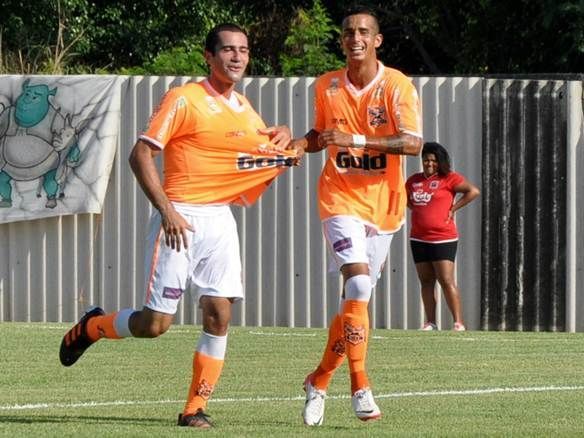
xmin=0 ymin=414 xmax=170 ymax=426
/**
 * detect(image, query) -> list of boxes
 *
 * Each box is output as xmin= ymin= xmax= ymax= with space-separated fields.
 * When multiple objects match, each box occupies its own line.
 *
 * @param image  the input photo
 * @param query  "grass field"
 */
xmin=1 ymin=323 xmax=584 ymax=437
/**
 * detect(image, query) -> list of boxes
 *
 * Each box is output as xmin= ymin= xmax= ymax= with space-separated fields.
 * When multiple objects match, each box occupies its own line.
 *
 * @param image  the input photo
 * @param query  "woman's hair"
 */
xmin=422 ymin=142 xmax=451 ymax=175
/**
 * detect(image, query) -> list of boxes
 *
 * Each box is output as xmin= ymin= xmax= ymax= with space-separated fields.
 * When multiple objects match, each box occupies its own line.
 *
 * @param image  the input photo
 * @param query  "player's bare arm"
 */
xmin=317 ymin=128 xmax=422 ymax=156
xmin=129 ymin=139 xmax=193 ymax=251
xmin=447 ymin=179 xmax=480 ymax=222
xmin=288 ymin=129 xmax=324 ymax=153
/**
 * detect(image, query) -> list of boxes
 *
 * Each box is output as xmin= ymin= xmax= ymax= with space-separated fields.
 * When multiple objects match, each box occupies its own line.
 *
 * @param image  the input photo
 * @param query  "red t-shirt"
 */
xmin=406 ymin=171 xmax=465 ymax=242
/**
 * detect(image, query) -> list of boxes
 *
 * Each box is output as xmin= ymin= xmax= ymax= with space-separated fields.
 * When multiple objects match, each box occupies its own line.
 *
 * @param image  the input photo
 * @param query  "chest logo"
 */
xmin=368 ymin=106 xmax=387 ymax=127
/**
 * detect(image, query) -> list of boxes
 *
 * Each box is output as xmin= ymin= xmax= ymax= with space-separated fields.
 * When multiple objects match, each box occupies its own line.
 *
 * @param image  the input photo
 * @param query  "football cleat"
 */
xmin=59 ymin=306 xmax=104 ymax=367
xmin=177 ymin=410 xmax=213 ymax=428
xmin=352 ymin=388 xmax=381 ymax=421
xmin=420 ymin=322 xmax=438 ymax=331
xmin=303 ymin=374 xmax=326 ymax=426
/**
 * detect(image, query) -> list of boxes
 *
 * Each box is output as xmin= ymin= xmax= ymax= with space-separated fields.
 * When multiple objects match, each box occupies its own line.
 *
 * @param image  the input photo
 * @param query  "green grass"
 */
xmin=1 ymin=324 xmax=584 ymax=437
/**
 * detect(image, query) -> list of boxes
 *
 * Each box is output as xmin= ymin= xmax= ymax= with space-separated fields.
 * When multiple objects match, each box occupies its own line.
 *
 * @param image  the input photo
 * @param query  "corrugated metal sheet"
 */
xmin=482 ymin=79 xmax=568 ymax=331
xmin=4 ymin=75 xmax=580 ymax=331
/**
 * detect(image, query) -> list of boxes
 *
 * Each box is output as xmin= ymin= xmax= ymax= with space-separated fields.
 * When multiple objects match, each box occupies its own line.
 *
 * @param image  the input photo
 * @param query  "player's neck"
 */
xmin=207 ymin=76 xmax=236 ymax=98
xmin=346 ymin=59 xmax=379 ymax=90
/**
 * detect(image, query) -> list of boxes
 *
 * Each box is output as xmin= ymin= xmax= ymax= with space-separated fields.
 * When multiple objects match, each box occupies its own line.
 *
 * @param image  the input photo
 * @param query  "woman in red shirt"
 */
xmin=406 ymin=142 xmax=480 ymax=331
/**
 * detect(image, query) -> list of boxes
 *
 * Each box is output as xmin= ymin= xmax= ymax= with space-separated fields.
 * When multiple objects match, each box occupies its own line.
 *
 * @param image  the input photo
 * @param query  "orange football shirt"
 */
xmin=314 ymin=62 xmax=422 ymax=232
xmin=140 ymin=80 xmax=297 ymax=206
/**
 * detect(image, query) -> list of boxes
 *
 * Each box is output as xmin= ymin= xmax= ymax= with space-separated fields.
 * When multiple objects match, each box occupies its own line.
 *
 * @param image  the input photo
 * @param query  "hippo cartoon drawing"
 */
xmin=0 ymin=79 xmax=81 ymax=208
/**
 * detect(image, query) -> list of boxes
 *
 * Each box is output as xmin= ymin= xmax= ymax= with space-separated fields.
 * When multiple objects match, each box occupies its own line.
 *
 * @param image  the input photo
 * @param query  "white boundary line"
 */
xmin=2 ymin=385 xmax=583 ymax=412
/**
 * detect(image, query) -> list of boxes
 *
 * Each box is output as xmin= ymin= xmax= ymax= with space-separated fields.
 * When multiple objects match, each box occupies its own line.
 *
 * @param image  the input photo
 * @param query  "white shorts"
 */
xmin=143 ymin=203 xmax=243 ymax=315
xmin=323 ymin=216 xmax=393 ymax=286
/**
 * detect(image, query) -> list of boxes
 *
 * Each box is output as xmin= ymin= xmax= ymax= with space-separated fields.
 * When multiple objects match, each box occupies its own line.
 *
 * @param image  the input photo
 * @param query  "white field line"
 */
xmin=2 ymin=385 xmax=584 ymax=412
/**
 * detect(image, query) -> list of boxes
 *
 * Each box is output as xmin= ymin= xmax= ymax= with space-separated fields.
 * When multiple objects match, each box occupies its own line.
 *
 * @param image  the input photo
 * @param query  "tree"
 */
xmin=279 ymin=0 xmax=344 ymax=76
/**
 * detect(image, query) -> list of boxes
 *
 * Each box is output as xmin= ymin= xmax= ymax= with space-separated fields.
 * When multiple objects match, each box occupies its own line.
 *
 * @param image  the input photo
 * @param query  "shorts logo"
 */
xmin=162 ymin=287 xmax=183 ymax=299
xmin=196 ymin=379 xmax=214 ymax=400
xmin=333 ymin=237 xmax=352 ymax=252
xmin=344 ymin=322 xmax=365 ymax=345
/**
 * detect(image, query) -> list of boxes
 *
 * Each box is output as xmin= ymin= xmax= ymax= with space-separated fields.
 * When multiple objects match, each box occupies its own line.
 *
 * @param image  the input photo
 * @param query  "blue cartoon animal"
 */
xmin=0 ymin=79 xmax=80 ymax=208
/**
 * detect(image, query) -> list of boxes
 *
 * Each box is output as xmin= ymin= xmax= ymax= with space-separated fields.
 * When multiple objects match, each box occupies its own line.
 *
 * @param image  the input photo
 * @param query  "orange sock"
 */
xmin=311 ymin=313 xmax=345 ymax=390
xmin=183 ymin=352 xmax=224 ymax=415
xmin=342 ymin=299 xmax=370 ymax=394
xmin=86 ymin=312 xmax=122 ymax=341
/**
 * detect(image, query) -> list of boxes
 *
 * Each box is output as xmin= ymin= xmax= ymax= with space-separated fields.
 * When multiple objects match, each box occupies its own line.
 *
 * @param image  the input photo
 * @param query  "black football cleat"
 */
xmin=59 ymin=306 xmax=105 ymax=366
xmin=177 ymin=410 xmax=213 ymax=429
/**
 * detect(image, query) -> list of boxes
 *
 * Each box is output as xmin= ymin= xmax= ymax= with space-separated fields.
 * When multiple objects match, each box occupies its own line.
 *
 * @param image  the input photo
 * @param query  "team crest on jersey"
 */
xmin=205 ymin=96 xmax=221 ymax=113
xmin=430 ymin=180 xmax=440 ymax=189
xmin=368 ymin=106 xmax=387 ymax=127
xmin=344 ymin=322 xmax=365 ymax=345
xmin=326 ymin=78 xmax=340 ymax=96
xmin=412 ymin=182 xmax=423 ymax=189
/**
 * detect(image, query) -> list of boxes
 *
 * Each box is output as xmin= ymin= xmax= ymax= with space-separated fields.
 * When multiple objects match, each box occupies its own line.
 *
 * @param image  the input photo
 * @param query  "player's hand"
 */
xmin=318 ymin=129 xmax=353 ymax=148
xmin=258 ymin=125 xmax=291 ymax=151
xmin=160 ymin=205 xmax=194 ymax=252
xmin=290 ymin=143 xmax=305 ymax=166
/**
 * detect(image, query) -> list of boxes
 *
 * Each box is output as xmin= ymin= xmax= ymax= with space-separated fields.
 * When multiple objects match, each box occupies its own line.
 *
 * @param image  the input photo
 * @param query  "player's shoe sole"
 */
xmin=59 ymin=306 xmax=105 ymax=366
xmin=178 ymin=410 xmax=212 ymax=428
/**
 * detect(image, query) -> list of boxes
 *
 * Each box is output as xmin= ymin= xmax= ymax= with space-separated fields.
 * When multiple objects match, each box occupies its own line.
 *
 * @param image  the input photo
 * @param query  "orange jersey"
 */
xmin=314 ymin=62 xmax=422 ymax=232
xmin=140 ymin=80 xmax=297 ymax=206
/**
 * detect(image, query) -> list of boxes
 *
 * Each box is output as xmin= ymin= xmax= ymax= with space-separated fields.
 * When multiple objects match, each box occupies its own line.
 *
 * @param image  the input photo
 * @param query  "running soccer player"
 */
xmin=289 ymin=6 xmax=423 ymax=425
xmin=59 ymin=23 xmax=302 ymax=429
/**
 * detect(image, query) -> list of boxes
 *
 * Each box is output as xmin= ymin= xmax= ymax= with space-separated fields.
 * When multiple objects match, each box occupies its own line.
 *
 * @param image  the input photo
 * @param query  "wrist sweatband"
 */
xmin=352 ymin=134 xmax=366 ymax=148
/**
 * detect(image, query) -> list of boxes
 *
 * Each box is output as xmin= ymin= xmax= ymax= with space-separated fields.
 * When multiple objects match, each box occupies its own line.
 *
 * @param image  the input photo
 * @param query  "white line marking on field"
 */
xmin=2 ymin=385 xmax=583 ymax=412
xmin=249 ymin=331 xmax=317 ymax=337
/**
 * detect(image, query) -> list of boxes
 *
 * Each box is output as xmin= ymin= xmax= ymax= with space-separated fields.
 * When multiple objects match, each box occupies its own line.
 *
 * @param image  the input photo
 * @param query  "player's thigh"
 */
xmin=323 ymin=216 xmax=369 ymax=269
xmin=415 ymin=261 xmax=436 ymax=284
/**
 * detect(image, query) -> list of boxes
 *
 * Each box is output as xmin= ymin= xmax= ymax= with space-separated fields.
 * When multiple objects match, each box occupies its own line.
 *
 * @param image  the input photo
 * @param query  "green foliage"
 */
xmin=279 ymin=0 xmax=344 ymax=76
xmin=119 ymin=46 xmax=207 ymax=76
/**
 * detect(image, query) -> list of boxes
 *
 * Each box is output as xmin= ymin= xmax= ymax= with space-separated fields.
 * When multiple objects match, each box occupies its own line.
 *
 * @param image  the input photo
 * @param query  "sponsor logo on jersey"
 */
xmin=332 ymin=117 xmax=348 ymax=125
xmin=412 ymin=182 xmax=423 ymax=189
xmin=236 ymin=153 xmax=296 ymax=170
xmin=335 ymin=151 xmax=387 ymax=170
xmin=333 ymin=237 xmax=352 ymax=252
xmin=226 ymin=130 xmax=246 ymax=137
xmin=344 ymin=322 xmax=365 ymax=345
xmin=412 ymin=190 xmax=433 ymax=204
xmin=368 ymin=106 xmax=387 ymax=127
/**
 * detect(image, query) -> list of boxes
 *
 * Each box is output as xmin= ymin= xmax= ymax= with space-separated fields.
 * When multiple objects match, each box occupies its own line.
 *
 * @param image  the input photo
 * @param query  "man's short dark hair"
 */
xmin=422 ymin=142 xmax=452 ymax=175
xmin=342 ymin=5 xmax=380 ymax=33
xmin=205 ymin=23 xmax=248 ymax=54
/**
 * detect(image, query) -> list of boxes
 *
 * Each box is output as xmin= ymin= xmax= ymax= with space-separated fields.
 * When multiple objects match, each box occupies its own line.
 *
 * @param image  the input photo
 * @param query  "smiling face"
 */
xmin=422 ymin=153 xmax=439 ymax=177
xmin=205 ymin=30 xmax=249 ymax=92
xmin=341 ymin=13 xmax=382 ymax=64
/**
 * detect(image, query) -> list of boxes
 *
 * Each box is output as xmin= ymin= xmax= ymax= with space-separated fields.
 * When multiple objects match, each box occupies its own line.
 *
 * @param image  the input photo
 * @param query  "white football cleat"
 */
xmin=352 ymin=388 xmax=381 ymax=421
xmin=302 ymin=375 xmax=326 ymax=426
xmin=420 ymin=322 xmax=438 ymax=331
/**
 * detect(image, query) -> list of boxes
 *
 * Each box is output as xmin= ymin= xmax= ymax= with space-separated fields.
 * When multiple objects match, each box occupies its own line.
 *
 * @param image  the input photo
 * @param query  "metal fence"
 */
xmin=0 ymin=75 xmax=582 ymax=331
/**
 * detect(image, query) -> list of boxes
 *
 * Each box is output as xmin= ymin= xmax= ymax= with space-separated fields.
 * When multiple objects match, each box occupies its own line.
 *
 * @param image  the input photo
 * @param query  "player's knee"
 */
xmin=344 ymin=274 xmax=372 ymax=302
xmin=132 ymin=316 xmax=171 ymax=338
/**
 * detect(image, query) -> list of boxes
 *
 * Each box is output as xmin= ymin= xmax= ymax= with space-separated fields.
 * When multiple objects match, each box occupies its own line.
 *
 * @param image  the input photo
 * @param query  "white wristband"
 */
xmin=352 ymin=134 xmax=366 ymax=148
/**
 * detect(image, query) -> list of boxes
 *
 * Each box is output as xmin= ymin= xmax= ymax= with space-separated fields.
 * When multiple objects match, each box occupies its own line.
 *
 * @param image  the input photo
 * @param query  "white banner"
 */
xmin=0 ymin=75 xmax=122 ymax=223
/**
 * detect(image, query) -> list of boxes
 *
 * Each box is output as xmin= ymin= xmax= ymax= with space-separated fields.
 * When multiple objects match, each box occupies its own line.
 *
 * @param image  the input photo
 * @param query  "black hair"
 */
xmin=205 ymin=23 xmax=248 ymax=54
xmin=422 ymin=142 xmax=451 ymax=175
xmin=342 ymin=5 xmax=380 ymax=33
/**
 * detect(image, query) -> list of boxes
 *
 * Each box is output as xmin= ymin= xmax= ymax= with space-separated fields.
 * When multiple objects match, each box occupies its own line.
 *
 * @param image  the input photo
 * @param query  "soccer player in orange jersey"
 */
xmin=289 ymin=7 xmax=423 ymax=425
xmin=59 ymin=23 xmax=302 ymax=429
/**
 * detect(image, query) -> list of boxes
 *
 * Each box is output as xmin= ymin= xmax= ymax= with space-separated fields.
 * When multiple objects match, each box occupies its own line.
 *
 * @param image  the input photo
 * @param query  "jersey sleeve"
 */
xmin=448 ymin=171 xmax=465 ymax=189
xmin=139 ymin=88 xmax=193 ymax=149
xmin=388 ymin=76 xmax=422 ymax=138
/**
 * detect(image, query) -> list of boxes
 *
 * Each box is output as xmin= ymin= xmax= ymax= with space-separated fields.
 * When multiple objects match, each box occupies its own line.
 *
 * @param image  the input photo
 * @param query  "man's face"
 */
xmin=205 ymin=31 xmax=249 ymax=85
xmin=341 ymin=14 xmax=382 ymax=63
